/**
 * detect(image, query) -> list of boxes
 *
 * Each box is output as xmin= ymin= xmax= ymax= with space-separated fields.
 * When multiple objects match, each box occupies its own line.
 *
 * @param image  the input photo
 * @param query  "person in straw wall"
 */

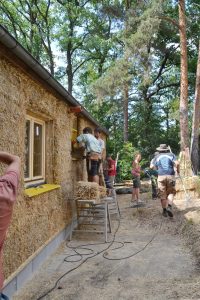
xmin=77 ymin=127 xmax=101 ymax=184
xmin=152 ymin=144 xmax=179 ymax=218
xmin=0 ymin=152 xmax=20 ymax=300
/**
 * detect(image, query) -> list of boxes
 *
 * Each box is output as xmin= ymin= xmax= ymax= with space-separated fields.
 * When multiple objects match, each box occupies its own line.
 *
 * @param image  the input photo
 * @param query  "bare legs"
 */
xmin=161 ymin=198 xmax=168 ymax=209
xmin=167 ymin=194 xmax=174 ymax=206
xmin=92 ymin=175 xmax=99 ymax=184
xmin=132 ymin=187 xmax=140 ymax=202
xmin=161 ymin=194 xmax=174 ymax=208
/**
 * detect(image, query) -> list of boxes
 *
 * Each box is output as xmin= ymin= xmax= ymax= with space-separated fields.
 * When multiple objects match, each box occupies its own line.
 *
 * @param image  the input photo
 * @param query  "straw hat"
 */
xmin=156 ymin=144 xmax=169 ymax=152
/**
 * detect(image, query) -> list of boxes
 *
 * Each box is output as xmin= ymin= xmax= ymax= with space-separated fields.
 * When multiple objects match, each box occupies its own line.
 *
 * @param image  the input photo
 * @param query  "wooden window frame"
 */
xmin=25 ymin=115 xmax=45 ymax=184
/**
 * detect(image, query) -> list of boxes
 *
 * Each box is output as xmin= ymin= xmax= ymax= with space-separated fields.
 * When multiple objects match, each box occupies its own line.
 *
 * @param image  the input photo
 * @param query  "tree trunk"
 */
xmin=67 ymin=44 xmax=73 ymax=94
xmin=179 ymin=0 xmax=189 ymax=150
xmin=123 ymin=84 xmax=129 ymax=142
xmin=122 ymin=0 xmax=132 ymax=143
xmin=190 ymin=41 xmax=200 ymax=174
xmin=66 ymin=16 xmax=74 ymax=95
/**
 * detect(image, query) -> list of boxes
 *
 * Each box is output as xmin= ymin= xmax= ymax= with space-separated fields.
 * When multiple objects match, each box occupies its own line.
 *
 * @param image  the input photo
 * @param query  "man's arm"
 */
xmin=0 ymin=152 xmax=20 ymax=175
xmin=76 ymin=135 xmax=87 ymax=152
xmin=108 ymin=164 xmax=114 ymax=171
xmin=150 ymin=158 xmax=156 ymax=169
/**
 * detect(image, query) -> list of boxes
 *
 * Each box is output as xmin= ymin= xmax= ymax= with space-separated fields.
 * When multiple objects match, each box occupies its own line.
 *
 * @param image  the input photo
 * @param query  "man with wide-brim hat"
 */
xmin=152 ymin=144 xmax=180 ymax=217
xmin=156 ymin=144 xmax=170 ymax=152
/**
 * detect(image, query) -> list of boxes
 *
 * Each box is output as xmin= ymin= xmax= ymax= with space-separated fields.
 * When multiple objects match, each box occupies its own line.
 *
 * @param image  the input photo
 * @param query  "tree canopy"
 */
xmin=1 ymin=0 xmax=200 ymax=172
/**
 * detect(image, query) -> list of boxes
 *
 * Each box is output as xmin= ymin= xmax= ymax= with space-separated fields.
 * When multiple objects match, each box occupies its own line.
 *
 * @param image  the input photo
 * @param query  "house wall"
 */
xmin=0 ymin=50 xmax=107 ymax=280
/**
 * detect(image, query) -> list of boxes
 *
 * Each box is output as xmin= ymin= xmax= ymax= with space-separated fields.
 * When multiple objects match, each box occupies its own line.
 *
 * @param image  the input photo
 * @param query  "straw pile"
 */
xmin=99 ymin=185 xmax=107 ymax=198
xmin=123 ymin=180 xmax=133 ymax=186
xmin=74 ymin=181 xmax=107 ymax=203
xmin=75 ymin=181 xmax=100 ymax=203
xmin=175 ymin=176 xmax=198 ymax=192
xmin=175 ymin=189 xmax=198 ymax=201
xmin=175 ymin=176 xmax=200 ymax=201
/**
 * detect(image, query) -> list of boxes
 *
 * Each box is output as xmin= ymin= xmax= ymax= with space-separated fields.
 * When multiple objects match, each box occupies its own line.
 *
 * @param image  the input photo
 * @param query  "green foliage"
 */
xmin=116 ymin=143 xmax=136 ymax=181
xmin=1 ymin=0 xmax=200 ymax=169
xmin=0 ymin=0 xmax=56 ymax=72
xmin=115 ymin=142 xmax=149 ymax=181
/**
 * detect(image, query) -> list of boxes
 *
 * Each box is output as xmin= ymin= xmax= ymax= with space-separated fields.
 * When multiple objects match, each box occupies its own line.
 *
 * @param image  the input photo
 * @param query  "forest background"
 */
xmin=0 ymin=0 xmax=199 ymax=180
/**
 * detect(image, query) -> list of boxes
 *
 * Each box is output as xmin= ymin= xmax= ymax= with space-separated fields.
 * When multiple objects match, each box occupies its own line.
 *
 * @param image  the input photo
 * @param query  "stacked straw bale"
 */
xmin=175 ymin=176 xmax=200 ymax=200
xmin=175 ymin=176 xmax=198 ymax=192
xmin=99 ymin=185 xmax=107 ymax=199
xmin=75 ymin=181 xmax=107 ymax=203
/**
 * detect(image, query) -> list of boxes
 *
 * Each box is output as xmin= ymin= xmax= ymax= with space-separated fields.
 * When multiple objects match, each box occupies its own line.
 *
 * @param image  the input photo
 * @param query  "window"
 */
xmin=25 ymin=116 xmax=45 ymax=183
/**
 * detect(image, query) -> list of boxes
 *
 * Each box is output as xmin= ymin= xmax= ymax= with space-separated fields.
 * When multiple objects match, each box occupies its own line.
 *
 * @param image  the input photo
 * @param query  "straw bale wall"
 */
xmin=175 ymin=176 xmax=200 ymax=201
xmin=175 ymin=149 xmax=200 ymax=201
xmin=0 ymin=49 xmax=107 ymax=280
xmin=175 ymin=176 xmax=197 ymax=192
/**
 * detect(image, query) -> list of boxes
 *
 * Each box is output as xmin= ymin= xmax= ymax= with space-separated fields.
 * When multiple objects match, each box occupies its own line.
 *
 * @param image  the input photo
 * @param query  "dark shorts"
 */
xmin=87 ymin=159 xmax=99 ymax=176
xmin=133 ymin=176 xmax=141 ymax=188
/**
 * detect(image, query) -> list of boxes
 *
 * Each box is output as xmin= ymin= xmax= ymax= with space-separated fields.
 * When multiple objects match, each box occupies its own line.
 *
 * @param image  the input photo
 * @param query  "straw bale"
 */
xmin=99 ymin=185 xmax=107 ymax=198
xmin=123 ymin=180 xmax=133 ymax=186
xmin=174 ymin=189 xmax=198 ymax=201
xmin=75 ymin=181 xmax=100 ymax=201
xmin=175 ymin=176 xmax=198 ymax=192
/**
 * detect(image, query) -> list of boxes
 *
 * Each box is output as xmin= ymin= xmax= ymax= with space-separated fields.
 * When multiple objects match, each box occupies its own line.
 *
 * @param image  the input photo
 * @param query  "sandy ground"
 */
xmin=13 ymin=191 xmax=200 ymax=300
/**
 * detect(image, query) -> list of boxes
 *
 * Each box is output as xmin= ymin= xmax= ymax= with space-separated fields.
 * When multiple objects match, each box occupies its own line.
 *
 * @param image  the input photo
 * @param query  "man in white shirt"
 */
xmin=77 ymin=127 xmax=101 ymax=183
xmin=94 ymin=128 xmax=105 ymax=186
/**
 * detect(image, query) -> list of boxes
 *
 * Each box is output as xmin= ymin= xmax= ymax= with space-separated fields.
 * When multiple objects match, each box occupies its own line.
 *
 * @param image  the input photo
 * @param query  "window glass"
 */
xmin=33 ymin=123 xmax=43 ymax=177
xmin=24 ymin=119 xmax=30 ymax=178
xmin=24 ymin=116 xmax=45 ymax=183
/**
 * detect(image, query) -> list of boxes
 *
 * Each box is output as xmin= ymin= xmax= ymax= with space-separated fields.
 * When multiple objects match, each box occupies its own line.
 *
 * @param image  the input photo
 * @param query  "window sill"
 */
xmin=24 ymin=184 xmax=61 ymax=198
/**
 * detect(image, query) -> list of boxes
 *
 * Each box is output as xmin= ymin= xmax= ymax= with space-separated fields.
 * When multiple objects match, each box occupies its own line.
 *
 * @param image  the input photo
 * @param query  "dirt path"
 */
xmin=13 ymin=193 xmax=200 ymax=300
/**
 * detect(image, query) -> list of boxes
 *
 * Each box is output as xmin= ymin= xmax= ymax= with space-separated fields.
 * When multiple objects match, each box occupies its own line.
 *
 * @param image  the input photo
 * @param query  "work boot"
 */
xmin=167 ymin=206 xmax=173 ymax=218
xmin=162 ymin=209 xmax=168 ymax=217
